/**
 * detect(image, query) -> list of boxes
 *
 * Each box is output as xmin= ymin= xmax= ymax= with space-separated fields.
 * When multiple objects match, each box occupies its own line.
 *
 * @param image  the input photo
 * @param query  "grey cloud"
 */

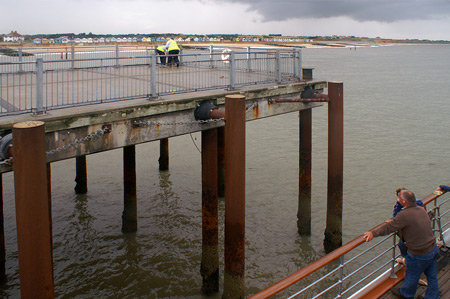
xmin=203 ymin=0 xmax=450 ymax=22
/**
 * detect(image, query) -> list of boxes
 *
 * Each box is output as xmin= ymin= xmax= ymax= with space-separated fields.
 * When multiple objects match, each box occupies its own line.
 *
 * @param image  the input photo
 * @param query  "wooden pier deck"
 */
xmin=379 ymin=247 xmax=450 ymax=299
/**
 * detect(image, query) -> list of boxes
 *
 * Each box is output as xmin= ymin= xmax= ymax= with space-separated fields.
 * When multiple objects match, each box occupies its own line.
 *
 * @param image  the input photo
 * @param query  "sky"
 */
xmin=2 ymin=0 xmax=450 ymax=40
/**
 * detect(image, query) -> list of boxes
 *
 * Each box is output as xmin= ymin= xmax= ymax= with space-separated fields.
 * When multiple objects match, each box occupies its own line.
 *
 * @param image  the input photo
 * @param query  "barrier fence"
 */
xmin=0 ymin=48 xmax=302 ymax=116
xmin=248 ymin=189 xmax=450 ymax=298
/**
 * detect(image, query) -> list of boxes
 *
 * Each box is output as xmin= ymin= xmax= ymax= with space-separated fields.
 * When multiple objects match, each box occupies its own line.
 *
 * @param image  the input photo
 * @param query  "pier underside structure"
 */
xmin=0 ymin=68 xmax=343 ymax=297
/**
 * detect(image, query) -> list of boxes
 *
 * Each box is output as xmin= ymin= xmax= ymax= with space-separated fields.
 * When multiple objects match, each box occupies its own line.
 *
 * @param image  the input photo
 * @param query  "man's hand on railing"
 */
xmin=363 ymin=231 xmax=374 ymax=242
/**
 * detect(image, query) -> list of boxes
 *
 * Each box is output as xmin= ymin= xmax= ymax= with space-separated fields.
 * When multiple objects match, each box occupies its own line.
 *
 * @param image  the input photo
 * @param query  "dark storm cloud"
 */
xmin=203 ymin=0 xmax=450 ymax=22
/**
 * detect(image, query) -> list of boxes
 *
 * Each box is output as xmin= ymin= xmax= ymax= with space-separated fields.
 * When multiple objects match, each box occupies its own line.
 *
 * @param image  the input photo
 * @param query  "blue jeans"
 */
xmin=401 ymin=245 xmax=439 ymax=299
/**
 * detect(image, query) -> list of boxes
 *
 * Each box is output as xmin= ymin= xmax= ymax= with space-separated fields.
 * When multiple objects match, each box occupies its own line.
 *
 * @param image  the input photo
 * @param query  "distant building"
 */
xmin=3 ymin=31 xmax=25 ymax=43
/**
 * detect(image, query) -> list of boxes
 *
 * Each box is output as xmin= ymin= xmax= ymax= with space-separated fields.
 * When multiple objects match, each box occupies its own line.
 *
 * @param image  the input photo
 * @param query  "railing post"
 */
xmin=390 ymin=234 xmax=398 ymax=278
xmin=71 ymin=45 xmax=75 ymax=69
xmin=150 ymin=53 xmax=157 ymax=97
xmin=13 ymin=121 xmax=55 ymax=299
xmin=35 ymin=58 xmax=44 ymax=115
xmin=209 ymin=45 xmax=214 ymax=68
xmin=338 ymin=256 xmax=345 ymax=296
xmin=276 ymin=50 xmax=282 ymax=83
xmin=229 ymin=51 xmax=236 ymax=90
xmin=179 ymin=45 xmax=183 ymax=65
xmin=18 ymin=48 xmax=23 ymax=73
xmin=297 ymin=49 xmax=303 ymax=81
xmin=115 ymin=44 xmax=120 ymax=67
xmin=247 ymin=47 xmax=251 ymax=71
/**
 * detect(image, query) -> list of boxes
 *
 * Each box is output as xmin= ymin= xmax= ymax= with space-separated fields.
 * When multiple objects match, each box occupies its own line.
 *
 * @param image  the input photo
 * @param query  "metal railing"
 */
xmin=0 ymin=48 xmax=302 ymax=116
xmin=249 ymin=188 xmax=450 ymax=299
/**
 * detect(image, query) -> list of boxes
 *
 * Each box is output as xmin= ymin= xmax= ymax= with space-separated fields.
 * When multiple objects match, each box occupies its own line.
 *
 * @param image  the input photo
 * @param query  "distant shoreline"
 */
xmin=1 ymin=40 xmax=448 ymax=53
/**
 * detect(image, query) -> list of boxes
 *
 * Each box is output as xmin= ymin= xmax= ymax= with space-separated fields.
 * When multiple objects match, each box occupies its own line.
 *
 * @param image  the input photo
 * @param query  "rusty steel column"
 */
xmin=74 ymin=155 xmax=88 ymax=194
xmin=324 ymin=82 xmax=344 ymax=253
xmin=298 ymin=109 xmax=312 ymax=236
xmin=0 ymin=174 xmax=5 ymax=283
xmin=122 ymin=145 xmax=137 ymax=233
xmin=159 ymin=138 xmax=169 ymax=171
xmin=217 ymin=126 xmax=225 ymax=198
xmin=201 ymin=128 xmax=219 ymax=295
xmin=47 ymin=163 xmax=54 ymax=281
xmin=223 ymin=94 xmax=246 ymax=299
xmin=12 ymin=121 xmax=55 ymax=299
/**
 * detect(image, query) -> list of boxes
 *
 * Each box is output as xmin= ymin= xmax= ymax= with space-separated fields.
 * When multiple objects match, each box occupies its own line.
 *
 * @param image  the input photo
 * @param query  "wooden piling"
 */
xmin=201 ymin=128 xmax=219 ymax=295
xmin=12 ymin=121 xmax=55 ymax=299
xmin=217 ymin=127 xmax=225 ymax=198
xmin=0 ymin=174 xmax=5 ymax=283
xmin=324 ymin=82 xmax=344 ymax=253
xmin=122 ymin=145 xmax=137 ymax=233
xmin=74 ymin=155 xmax=88 ymax=194
xmin=298 ymin=109 xmax=312 ymax=235
xmin=159 ymin=138 xmax=169 ymax=171
xmin=223 ymin=95 xmax=246 ymax=299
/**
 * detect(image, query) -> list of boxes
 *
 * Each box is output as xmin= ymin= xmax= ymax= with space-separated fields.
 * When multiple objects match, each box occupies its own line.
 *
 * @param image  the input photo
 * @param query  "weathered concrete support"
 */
xmin=74 ymin=155 xmax=88 ymax=194
xmin=0 ymin=174 xmax=5 ymax=283
xmin=223 ymin=95 xmax=246 ymax=299
xmin=122 ymin=145 xmax=137 ymax=233
xmin=159 ymin=138 xmax=169 ymax=171
xmin=298 ymin=109 xmax=312 ymax=235
xmin=217 ymin=127 xmax=225 ymax=198
xmin=324 ymin=82 xmax=344 ymax=253
xmin=201 ymin=128 xmax=219 ymax=295
xmin=12 ymin=121 xmax=55 ymax=299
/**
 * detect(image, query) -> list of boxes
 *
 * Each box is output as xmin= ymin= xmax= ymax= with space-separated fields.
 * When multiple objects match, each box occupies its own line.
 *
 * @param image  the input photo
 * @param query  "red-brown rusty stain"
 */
xmin=253 ymin=105 xmax=259 ymax=119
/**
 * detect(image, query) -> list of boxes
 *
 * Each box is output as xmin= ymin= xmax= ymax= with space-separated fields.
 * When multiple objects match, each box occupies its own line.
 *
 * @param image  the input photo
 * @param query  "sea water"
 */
xmin=0 ymin=44 xmax=449 ymax=298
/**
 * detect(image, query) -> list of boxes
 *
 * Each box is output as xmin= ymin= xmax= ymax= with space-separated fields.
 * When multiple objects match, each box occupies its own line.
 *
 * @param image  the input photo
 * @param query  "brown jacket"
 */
xmin=372 ymin=206 xmax=436 ymax=255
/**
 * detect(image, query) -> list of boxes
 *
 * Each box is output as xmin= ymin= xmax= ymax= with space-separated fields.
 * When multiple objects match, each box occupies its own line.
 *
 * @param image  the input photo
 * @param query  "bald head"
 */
xmin=398 ymin=189 xmax=417 ymax=206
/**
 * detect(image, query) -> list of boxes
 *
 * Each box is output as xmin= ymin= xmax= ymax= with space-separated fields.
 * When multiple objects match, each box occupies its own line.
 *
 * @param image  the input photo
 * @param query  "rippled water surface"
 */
xmin=1 ymin=44 xmax=449 ymax=298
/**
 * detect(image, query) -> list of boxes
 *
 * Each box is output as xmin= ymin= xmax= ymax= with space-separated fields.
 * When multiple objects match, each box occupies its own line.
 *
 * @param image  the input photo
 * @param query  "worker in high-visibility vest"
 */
xmin=156 ymin=44 xmax=166 ymax=65
xmin=165 ymin=37 xmax=180 ymax=67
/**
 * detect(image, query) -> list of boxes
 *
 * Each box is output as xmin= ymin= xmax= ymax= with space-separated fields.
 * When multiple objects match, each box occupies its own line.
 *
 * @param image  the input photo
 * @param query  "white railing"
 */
xmin=0 ymin=49 xmax=302 ymax=116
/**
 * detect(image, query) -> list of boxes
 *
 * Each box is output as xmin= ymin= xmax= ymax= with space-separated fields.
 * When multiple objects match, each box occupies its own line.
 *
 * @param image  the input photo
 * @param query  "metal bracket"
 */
xmin=102 ymin=124 xmax=112 ymax=133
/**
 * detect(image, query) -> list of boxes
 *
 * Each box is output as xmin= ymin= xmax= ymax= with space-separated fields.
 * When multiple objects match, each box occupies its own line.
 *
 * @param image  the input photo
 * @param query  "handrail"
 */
xmin=248 ymin=188 xmax=448 ymax=299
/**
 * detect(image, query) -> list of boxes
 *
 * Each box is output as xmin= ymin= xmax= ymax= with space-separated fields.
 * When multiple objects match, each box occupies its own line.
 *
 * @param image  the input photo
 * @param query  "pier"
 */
xmin=0 ymin=46 xmax=344 ymax=297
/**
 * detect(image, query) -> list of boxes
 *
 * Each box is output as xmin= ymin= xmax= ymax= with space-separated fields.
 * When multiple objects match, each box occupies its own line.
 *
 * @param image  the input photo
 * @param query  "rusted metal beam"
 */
xmin=201 ymin=128 xmax=219 ymax=295
xmin=324 ymin=82 xmax=344 ymax=253
xmin=122 ymin=145 xmax=137 ymax=233
xmin=159 ymin=138 xmax=169 ymax=171
xmin=223 ymin=95 xmax=246 ymax=299
xmin=298 ymin=109 xmax=312 ymax=236
xmin=12 ymin=121 xmax=55 ymax=299
xmin=74 ymin=155 xmax=88 ymax=194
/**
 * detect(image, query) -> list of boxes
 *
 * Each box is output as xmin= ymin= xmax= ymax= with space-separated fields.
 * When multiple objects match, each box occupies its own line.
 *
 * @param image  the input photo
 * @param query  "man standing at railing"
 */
xmin=363 ymin=189 xmax=439 ymax=299
xmin=165 ymin=37 xmax=180 ymax=67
